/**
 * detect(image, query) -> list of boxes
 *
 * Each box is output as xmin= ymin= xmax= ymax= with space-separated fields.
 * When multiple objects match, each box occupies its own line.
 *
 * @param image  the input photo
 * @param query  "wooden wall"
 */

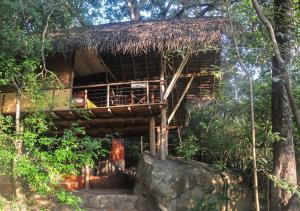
xmin=0 ymin=89 xmax=72 ymax=113
xmin=47 ymin=54 xmax=74 ymax=88
xmin=0 ymin=54 xmax=75 ymax=113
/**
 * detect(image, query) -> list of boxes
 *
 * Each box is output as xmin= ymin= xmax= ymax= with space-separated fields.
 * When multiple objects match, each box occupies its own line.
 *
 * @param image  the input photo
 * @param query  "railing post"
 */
xmin=146 ymin=81 xmax=149 ymax=104
xmin=107 ymin=84 xmax=110 ymax=107
xmin=84 ymin=89 xmax=88 ymax=108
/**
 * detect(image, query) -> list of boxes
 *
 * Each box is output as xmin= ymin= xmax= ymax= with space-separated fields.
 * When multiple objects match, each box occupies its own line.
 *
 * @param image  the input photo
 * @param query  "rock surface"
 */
xmin=75 ymin=189 xmax=138 ymax=211
xmin=134 ymin=152 xmax=252 ymax=211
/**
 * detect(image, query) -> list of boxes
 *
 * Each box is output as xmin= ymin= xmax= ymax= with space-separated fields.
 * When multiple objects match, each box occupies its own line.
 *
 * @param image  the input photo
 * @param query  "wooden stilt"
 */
xmin=85 ymin=165 xmax=90 ymax=190
xmin=149 ymin=117 xmax=156 ymax=156
xmin=160 ymin=107 xmax=168 ymax=160
xmin=156 ymin=127 xmax=161 ymax=155
xmin=160 ymin=56 xmax=168 ymax=160
xmin=140 ymin=136 xmax=144 ymax=154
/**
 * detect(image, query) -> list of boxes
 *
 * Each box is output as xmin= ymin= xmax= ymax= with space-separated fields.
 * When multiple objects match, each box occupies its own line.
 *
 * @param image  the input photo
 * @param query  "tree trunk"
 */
xmin=13 ymin=91 xmax=25 ymax=201
xmin=271 ymin=0 xmax=297 ymax=209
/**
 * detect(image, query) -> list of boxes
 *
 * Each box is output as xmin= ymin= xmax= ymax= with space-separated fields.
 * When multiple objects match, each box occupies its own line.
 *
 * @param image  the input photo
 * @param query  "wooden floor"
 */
xmin=48 ymin=103 xmax=165 ymax=137
xmin=1 ymin=102 xmax=178 ymax=137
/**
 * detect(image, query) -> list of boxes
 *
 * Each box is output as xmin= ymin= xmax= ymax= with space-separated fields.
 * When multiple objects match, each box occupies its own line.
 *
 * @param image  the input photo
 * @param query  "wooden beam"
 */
xmin=99 ymin=56 xmax=117 ymax=81
xmin=84 ymin=126 xmax=149 ymax=135
xmin=149 ymin=117 xmax=156 ymax=156
xmin=176 ymin=71 xmax=211 ymax=78
xmin=168 ymin=75 xmax=194 ymax=124
xmin=73 ymin=79 xmax=162 ymax=89
xmin=54 ymin=116 xmax=152 ymax=126
xmin=162 ymin=50 xmax=191 ymax=101
xmin=51 ymin=126 xmax=149 ymax=134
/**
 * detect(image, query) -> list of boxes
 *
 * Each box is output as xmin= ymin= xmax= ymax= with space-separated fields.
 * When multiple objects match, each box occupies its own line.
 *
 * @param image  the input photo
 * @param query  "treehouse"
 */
xmin=0 ymin=18 xmax=224 ymax=160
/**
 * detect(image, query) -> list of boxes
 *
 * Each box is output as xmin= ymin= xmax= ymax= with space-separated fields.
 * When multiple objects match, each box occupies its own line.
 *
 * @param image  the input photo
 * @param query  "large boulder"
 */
xmin=134 ymin=152 xmax=252 ymax=211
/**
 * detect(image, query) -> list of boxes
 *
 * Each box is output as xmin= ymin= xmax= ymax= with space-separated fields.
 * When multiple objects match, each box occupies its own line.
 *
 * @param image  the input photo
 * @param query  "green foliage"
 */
xmin=55 ymin=190 xmax=83 ymax=209
xmin=176 ymin=134 xmax=200 ymax=160
xmin=0 ymin=113 xmax=108 ymax=208
xmin=189 ymin=187 xmax=228 ymax=211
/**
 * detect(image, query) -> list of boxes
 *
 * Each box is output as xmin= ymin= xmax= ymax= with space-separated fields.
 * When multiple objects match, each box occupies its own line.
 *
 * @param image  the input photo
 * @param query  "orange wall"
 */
xmin=110 ymin=138 xmax=125 ymax=162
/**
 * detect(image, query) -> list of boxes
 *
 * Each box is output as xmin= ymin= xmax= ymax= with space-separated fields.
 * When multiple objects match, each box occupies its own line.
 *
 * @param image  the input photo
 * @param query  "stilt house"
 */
xmin=0 ymin=18 xmax=224 ymax=160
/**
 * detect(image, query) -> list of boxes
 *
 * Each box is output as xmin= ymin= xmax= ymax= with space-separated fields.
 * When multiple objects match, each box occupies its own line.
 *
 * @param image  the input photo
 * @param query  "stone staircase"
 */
xmin=76 ymin=189 xmax=138 ymax=211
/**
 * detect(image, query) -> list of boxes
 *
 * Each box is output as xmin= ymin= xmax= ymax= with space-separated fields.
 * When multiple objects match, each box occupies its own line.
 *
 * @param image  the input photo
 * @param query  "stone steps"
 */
xmin=76 ymin=190 xmax=138 ymax=211
xmin=85 ymin=208 xmax=138 ymax=211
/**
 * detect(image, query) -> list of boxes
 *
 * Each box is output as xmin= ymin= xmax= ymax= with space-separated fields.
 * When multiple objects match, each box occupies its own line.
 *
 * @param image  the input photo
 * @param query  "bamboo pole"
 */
xmin=162 ymin=50 xmax=191 ymax=101
xmin=168 ymin=75 xmax=194 ymax=124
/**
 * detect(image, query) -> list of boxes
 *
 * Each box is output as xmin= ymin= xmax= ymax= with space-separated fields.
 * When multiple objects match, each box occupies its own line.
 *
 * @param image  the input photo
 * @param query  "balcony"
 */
xmin=0 ymin=80 xmax=165 ymax=121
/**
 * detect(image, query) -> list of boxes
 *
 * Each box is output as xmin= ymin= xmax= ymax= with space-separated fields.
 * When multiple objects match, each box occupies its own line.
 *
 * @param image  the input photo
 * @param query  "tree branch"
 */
xmin=197 ymin=5 xmax=215 ymax=17
xmin=175 ymin=3 xmax=214 ymax=18
xmin=39 ymin=6 xmax=63 ymax=88
xmin=127 ymin=0 xmax=136 ymax=20
xmin=161 ymin=0 xmax=174 ymax=18
xmin=41 ymin=7 xmax=55 ymax=73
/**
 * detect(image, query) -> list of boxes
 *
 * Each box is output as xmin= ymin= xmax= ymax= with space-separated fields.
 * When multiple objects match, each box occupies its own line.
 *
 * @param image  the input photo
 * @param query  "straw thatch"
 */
xmin=52 ymin=18 xmax=226 ymax=55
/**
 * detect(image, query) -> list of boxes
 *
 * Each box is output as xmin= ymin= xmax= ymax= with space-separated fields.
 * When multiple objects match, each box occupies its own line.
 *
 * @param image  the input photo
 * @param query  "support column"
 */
xmin=160 ymin=108 xmax=168 ymax=160
xmin=160 ymin=56 xmax=168 ymax=160
xmin=156 ymin=127 xmax=161 ymax=155
xmin=84 ymin=165 xmax=90 ymax=190
xmin=149 ymin=117 xmax=156 ymax=156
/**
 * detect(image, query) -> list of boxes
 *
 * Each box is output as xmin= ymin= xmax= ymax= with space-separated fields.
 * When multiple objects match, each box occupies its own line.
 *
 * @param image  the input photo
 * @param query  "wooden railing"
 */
xmin=72 ymin=80 xmax=164 ymax=108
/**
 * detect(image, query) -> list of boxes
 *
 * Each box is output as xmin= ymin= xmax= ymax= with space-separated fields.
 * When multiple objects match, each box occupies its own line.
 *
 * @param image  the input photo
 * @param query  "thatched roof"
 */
xmin=52 ymin=18 xmax=226 ymax=55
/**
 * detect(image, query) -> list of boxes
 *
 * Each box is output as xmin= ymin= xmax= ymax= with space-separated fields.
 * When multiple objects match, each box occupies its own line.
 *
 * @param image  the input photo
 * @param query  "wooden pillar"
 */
xmin=84 ymin=165 xmax=90 ymax=190
xmin=156 ymin=127 xmax=161 ymax=155
xmin=160 ymin=108 xmax=168 ymax=160
xmin=149 ymin=117 xmax=156 ymax=156
xmin=160 ymin=56 xmax=168 ymax=160
xmin=140 ymin=136 xmax=144 ymax=154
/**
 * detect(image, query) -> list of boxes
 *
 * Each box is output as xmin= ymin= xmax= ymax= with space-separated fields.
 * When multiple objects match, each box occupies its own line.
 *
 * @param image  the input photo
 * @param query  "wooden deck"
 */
xmin=49 ymin=103 xmax=165 ymax=137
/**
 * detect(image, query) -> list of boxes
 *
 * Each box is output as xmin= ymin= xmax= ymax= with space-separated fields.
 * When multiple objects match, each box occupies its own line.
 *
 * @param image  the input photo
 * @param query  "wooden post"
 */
xmin=107 ymin=84 xmax=110 ymax=107
xmin=160 ymin=56 xmax=168 ymax=160
xmin=140 ymin=136 xmax=144 ymax=154
xmin=160 ymin=108 xmax=168 ymax=160
xmin=149 ymin=117 xmax=156 ymax=156
xmin=146 ymin=81 xmax=150 ymax=104
xmin=85 ymin=165 xmax=90 ymax=190
xmin=156 ymin=127 xmax=161 ymax=155
xmin=84 ymin=89 xmax=88 ymax=108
